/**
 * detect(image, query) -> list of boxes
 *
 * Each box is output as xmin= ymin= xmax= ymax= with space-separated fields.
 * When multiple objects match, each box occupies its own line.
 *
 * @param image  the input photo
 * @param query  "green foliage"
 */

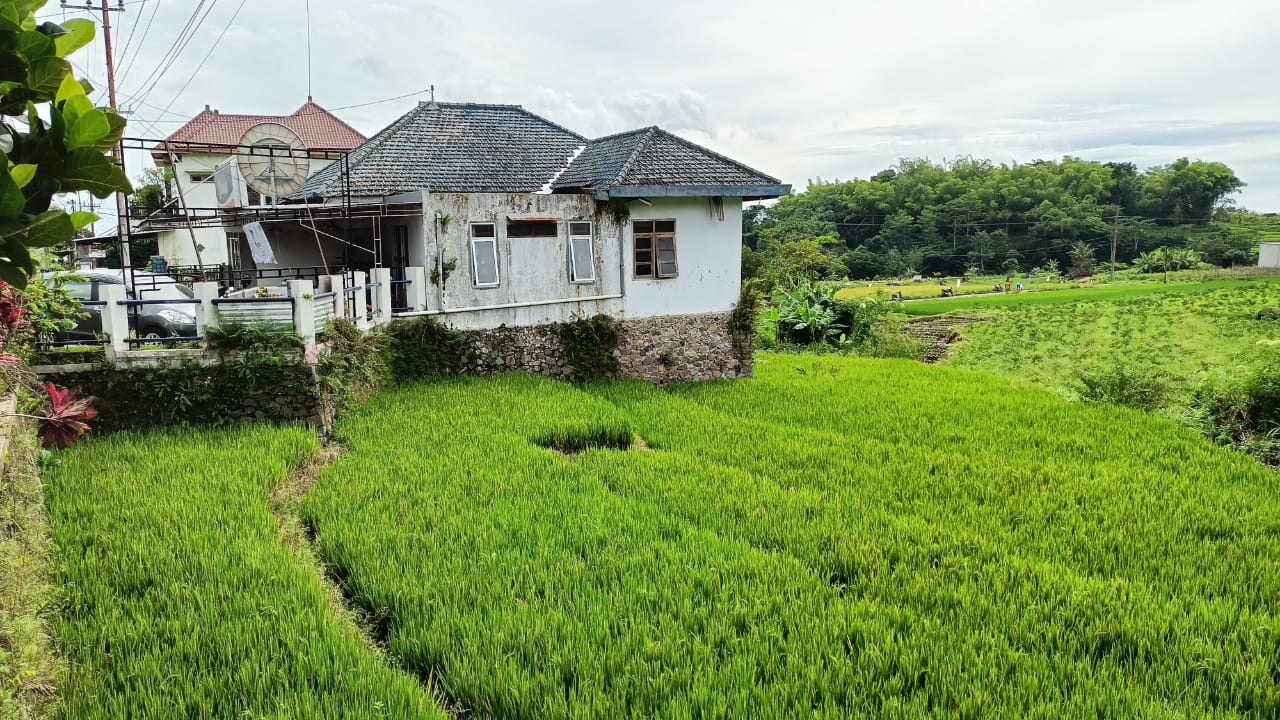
xmin=751 ymin=236 xmax=843 ymax=289
xmin=0 ymin=5 xmax=131 ymax=286
xmin=1074 ymin=363 xmax=1172 ymax=411
xmin=17 ymin=271 xmax=84 ymax=344
xmin=128 ymin=166 xmax=172 ymax=216
xmin=1189 ymin=349 xmax=1280 ymax=465
xmin=205 ymin=319 xmax=305 ymax=354
xmin=559 ymin=313 xmax=620 ymax=381
xmin=727 ymin=278 xmax=760 ymax=338
xmin=744 ymin=156 xmax=1249 ymax=282
xmin=385 ymin=315 xmax=470 ymax=379
xmin=1132 ymin=247 xmax=1204 ymax=273
xmin=315 ymin=318 xmax=388 ymax=408
xmin=767 ymin=277 xmax=891 ymax=350
xmin=45 ymin=425 xmax=446 ymax=718
xmin=293 ymin=358 xmax=1278 ymax=718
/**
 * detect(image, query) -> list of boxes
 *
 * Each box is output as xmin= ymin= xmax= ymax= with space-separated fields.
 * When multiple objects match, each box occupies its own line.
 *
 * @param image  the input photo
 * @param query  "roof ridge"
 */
xmin=307 ymin=102 xmax=428 ymax=196
xmin=584 ymin=126 xmax=655 ymax=144
xmin=292 ymin=100 xmax=367 ymax=143
xmin=646 ymin=127 xmax=781 ymax=184
xmin=610 ymin=126 xmax=659 ymax=186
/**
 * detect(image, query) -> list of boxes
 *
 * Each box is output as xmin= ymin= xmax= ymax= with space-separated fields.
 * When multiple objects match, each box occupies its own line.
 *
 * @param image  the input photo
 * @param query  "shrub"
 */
xmin=1189 ymin=351 xmax=1280 ymax=465
xmin=1074 ymin=364 xmax=1172 ymax=411
xmin=315 ymin=319 xmax=388 ymax=408
xmin=205 ymin=320 xmax=304 ymax=354
xmin=560 ymin=314 xmax=621 ymax=381
xmin=385 ymin=316 xmax=470 ymax=379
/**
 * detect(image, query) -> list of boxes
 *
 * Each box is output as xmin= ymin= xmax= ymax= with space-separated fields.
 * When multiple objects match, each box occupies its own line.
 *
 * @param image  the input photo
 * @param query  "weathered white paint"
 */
xmin=422 ymin=192 xmax=625 ymax=330
xmin=155 ymin=154 xmax=339 ymax=267
xmin=624 ymin=197 xmax=742 ymax=318
xmin=1259 ymin=242 xmax=1280 ymax=268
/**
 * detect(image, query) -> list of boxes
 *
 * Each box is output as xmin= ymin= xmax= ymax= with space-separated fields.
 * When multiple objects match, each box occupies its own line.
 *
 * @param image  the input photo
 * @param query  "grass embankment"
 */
xmin=1 ymin=422 xmax=61 ymax=720
xmin=299 ymin=357 xmax=1278 ymax=718
xmin=44 ymin=426 xmax=445 ymax=719
xmin=903 ymin=277 xmax=1280 ymax=316
xmin=944 ymin=281 xmax=1280 ymax=402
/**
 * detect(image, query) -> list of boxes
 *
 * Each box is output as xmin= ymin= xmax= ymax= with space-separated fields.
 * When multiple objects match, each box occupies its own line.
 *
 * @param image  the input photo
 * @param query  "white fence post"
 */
xmin=193 ymin=282 xmax=219 ymax=341
xmin=288 ymin=279 xmax=316 ymax=349
xmin=352 ymin=270 xmax=370 ymax=330
xmin=370 ymin=268 xmax=393 ymax=325
xmin=405 ymin=266 xmax=427 ymax=312
xmin=326 ymin=274 xmax=344 ymax=321
xmin=99 ymin=283 xmax=129 ymax=358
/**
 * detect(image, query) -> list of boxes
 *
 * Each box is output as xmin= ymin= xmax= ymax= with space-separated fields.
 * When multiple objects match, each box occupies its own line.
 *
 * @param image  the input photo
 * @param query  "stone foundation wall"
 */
xmin=452 ymin=311 xmax=751 ymax=384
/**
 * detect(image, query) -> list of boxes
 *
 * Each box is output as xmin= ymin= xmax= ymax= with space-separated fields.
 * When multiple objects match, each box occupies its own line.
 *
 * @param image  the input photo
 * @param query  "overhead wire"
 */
xmin=156 ymin=0 xmax=247 ymax=118
xmin=119 ymin=0 xmax=214 ymax=109
xmin=117 ymin=0 xmax=161 ymax=87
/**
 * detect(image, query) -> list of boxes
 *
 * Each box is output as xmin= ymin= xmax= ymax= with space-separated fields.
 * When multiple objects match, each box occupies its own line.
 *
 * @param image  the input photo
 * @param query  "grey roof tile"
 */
xmin=298 ymin=102 xmax=586 ymax=198
xmin=551 ymin=126 xmax=782 ymax=191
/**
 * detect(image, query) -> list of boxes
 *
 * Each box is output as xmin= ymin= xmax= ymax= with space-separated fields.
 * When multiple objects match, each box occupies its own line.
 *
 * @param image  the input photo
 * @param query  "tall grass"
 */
xmin=301 ymin=361 xmax=1279 ymax=718
xmin=904 ymin=276 xmax=1280 ymax=315
xmin=45 ymin=426 xmax=445 ymax=719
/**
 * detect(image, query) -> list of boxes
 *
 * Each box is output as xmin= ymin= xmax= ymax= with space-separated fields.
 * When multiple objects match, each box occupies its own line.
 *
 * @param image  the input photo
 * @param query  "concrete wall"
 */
xmin=1260 ymin=242 xmax=1280 ymax=268
xmin=423 ymin=192 xmax=626 ymax=330
xmin=625 ymin=197 xmax=742 ymax=318
xmin=156 ymin=154 xmax=339 ymax=267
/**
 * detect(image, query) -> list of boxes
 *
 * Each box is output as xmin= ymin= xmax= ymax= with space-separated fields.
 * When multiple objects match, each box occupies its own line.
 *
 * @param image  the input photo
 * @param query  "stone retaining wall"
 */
xmin=456 ymin=311 xmax=751 ymax=384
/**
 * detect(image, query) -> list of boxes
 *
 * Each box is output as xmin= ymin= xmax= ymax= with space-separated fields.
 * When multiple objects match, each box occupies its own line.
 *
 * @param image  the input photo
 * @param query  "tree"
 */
xmin=1140 ymin=158 xmax=1243 ymax=224
xmin=0 ymin=2 xmax=131 ymax=286
xmin=1068 ymin=241 xmax=1096 ymax=274
xmin=840 ymin=245 xmax=883 ymax=280
xmin=130 ymin=166 xmax=173 ymax=216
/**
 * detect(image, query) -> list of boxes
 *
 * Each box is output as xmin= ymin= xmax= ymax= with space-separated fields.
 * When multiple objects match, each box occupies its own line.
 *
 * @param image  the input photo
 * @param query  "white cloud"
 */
xmin=48 ymin=0 xmax=1280 ymax=211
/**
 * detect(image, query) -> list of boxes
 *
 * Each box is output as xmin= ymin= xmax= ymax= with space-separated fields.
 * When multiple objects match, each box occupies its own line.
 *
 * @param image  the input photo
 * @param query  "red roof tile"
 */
xmin=154 ymin=100 xmax=366 ymax=157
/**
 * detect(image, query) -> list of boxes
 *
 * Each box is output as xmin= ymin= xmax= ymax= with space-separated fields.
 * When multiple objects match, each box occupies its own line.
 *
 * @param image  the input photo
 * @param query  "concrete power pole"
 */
xmin=66 ymin=1 xmax=130 ymax=266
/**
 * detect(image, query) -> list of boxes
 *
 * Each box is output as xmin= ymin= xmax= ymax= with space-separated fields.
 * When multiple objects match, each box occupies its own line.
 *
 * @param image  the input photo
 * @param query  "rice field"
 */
xmin=44 ymin=426 xmax=445 ymax=719
xmin=903 ymin=277 xmax=1280 ymax=316
xmin=945 ymin=281 xmax=1280 ymax=401
xmin=288 ymin=356 xmax=1280 ymax=718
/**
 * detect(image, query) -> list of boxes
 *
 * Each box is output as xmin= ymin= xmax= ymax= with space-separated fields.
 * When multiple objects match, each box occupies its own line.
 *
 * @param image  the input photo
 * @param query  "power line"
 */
xmin=156 ymin=0 xmax=247 ymax=117
xmin=114 ymin=0 xmax=147 ymax=74
xmin=119 ymin=0 xmax=213 ymax=109
xmin=117 ymin=0 xmax=160 ymax=86
xmin=129 ymin=0 xmax=219 ymax=108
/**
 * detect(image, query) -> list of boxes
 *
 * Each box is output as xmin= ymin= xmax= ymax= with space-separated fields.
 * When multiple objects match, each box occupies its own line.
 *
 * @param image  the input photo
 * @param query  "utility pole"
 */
xmin=1109 ymin=208 xmax=1120 ymax=283
xmin=66 ymin=1 xmax=129 ymax=265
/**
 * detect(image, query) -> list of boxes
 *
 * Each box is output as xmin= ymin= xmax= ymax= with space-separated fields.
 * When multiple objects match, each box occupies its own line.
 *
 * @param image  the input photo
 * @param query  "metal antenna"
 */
xmin=306 ymin=0 xmax=312 ymax=100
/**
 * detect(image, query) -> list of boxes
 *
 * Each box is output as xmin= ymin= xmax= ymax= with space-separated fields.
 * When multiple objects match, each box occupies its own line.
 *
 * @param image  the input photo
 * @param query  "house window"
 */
xmin=633 ymin=220 xmax=677 ymax=279
xmin=507 ymin=220 xmax=558 ymax=238
xmin=188 ymin=173 xmax=210 ymax=183
xmin=470 ymin=222 xmax=500 ymax=287
xmin=568 ymin=221 xmax=594 ymax=283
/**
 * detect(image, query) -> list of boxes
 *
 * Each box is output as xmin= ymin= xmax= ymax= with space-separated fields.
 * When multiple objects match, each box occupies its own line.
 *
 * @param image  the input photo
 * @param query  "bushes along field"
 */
xmin=295 ymin=357 xmax=1278 ymax=718
xmin=44 ymin=426 xmax=445 ymax=719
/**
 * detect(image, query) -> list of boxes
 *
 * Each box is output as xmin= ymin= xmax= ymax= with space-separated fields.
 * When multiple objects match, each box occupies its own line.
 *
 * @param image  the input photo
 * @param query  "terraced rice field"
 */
xmin=45 ymin=357 xmax=1280 ymax=718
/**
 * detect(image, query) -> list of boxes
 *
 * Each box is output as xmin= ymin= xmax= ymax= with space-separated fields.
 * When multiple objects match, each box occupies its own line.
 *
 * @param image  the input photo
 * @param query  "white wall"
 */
xmin=154 ymin=154 xmax=339 ymax=268
xmin=1260 ymin=242 xmax=1280 ymax=268
xmin=424 ymin=192 xmax=625 ymax=330
xmin=624 ymin=197 xmax=742 ymax=318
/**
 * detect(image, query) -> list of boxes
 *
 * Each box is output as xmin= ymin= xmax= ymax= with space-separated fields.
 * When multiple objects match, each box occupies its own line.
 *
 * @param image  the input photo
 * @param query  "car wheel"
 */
xmin=140 ymin=326 xmax=171 ymax=340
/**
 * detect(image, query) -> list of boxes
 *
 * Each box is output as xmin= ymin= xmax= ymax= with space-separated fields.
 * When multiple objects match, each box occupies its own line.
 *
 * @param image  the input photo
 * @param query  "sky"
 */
xmin=47 ymin=0 xmax=1280 ymax=214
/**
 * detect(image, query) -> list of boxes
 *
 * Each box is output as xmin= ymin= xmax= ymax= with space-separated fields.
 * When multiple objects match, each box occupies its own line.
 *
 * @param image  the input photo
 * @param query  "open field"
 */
xmin=944 ymin=281 xmax=1280 ymax=402
xmin=902 ymin=277 xmax=1280 ymax=316
xmin=286 ymin=357 xmax=1279 ymax=718
xmin=45 ymin=426 xmax=445 ymax=719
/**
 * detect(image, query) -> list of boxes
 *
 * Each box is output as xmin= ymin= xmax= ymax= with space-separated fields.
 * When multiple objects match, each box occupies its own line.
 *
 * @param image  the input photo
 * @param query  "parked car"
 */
xmin=43 ymin=269 xmax=197 ymax=341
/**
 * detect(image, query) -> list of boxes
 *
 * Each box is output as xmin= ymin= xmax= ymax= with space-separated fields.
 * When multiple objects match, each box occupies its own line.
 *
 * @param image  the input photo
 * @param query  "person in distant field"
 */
xmin=1016 ymin=281 xmax=1024 ymax=292
xmin=1004 ymin=279 xmax=1012 ymax=293
xmin=993 ymin=282 xmax=1002 ymax=292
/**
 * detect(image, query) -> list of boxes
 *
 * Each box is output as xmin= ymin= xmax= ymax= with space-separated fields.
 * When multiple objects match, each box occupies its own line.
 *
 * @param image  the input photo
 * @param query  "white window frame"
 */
xmin=568 ymin=221 xmax=595 ymax=283
xmin=469 ymin=222 xmax=500 ymax=288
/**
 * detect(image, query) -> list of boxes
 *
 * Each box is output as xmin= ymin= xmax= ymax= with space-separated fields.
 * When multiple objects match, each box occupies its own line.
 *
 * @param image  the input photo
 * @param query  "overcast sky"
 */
xmin=50 ymin=0 xmax=1280 ymax=212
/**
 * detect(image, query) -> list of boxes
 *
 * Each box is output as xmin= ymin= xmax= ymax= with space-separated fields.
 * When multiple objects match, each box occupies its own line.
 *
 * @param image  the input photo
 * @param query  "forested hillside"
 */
xmin=744 ymin=156 xmax=1271 ymax=283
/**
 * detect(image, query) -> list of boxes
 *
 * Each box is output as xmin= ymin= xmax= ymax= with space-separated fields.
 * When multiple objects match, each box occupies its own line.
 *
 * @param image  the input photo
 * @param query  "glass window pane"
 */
xmin=634 ymin=249 xmax=653 ymax=262
xmin=569 ymin=221 xmax=591 ymax=237
xmin=471 ymin=223 xmax=496 ymax=238
xmin=657 ymin=236 xmax=675 ymax=251
xmin=571 ymin=237 xmax=594 ymax=282
xmin=635 ymin=262 xmax=653 ymax=277
xmin=635 ymin=237 xmax=653 ymax=251
xmin=658 ymin=260 xmax=678 ymax=277
xmin=472 ymin=239 xmax=499 ymax=285
xmin=633 ymin=221 xmax=654 ymax=234
xmin=655 ymin=220 xmax=676 ymax=233
xmin=507 ymin=221 xmax=557 ymax=238
xmin=63 ymin=281 xmax=92 ymax=300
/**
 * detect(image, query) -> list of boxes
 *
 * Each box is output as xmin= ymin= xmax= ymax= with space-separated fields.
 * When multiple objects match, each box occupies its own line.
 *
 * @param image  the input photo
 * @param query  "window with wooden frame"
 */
xmin=568 ymin=221 xmax=594 ymax=283
xmin=469 ymin=222 xmax=500 ymax=287
xmin=633 ymin=220 xmax=677 ymax=279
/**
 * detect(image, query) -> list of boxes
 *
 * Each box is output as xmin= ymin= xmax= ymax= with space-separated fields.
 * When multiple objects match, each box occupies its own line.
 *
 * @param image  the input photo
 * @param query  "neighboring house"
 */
xmin=1259 ymin=242 xmax=1280 ymax=268
xmin=146 ymin=99 xmax=365 ymax=268
xmin=280 ymin=101 xmax=788 ymax=332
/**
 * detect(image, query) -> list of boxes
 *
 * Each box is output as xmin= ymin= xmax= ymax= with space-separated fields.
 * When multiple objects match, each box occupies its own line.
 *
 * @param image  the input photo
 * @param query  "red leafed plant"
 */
xmin=38 ymin=383 xmax=98 ymax=449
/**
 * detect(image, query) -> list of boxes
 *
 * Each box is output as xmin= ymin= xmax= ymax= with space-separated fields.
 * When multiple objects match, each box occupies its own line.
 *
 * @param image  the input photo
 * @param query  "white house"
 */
xmin=146 ymin=99 xmax=365 ymax=269
xmin=1259 ymin=242 xmax=1280 ymax=268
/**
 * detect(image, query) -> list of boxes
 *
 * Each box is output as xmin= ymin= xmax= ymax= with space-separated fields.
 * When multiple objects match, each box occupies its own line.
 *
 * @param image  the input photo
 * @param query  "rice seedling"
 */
xmin=298 ymin=360 xmax=1279 ymax=718
xmin=44 ymin=425 xmax=445 ymax=719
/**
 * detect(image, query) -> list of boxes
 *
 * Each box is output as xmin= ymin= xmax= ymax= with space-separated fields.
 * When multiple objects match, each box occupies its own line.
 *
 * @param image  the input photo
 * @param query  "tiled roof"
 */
xmin=155 ymin=100 xmax=366 ymax=155
xmin=298 ymin=102 xmax=587 ymax=198
xmin=551 ymin=126 xmax=782 ymax=191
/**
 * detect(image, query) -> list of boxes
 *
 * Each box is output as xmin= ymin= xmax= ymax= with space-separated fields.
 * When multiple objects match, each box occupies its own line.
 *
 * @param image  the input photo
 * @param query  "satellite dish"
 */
xmin=237 ymin=122 xmax=309 ymax=201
